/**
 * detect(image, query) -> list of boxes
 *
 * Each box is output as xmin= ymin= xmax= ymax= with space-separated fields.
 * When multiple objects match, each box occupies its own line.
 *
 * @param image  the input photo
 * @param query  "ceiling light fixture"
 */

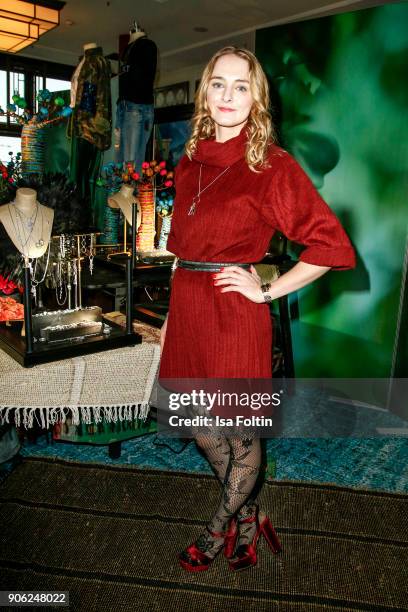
xmin=0 ymin=0 xmax=65 ymax=54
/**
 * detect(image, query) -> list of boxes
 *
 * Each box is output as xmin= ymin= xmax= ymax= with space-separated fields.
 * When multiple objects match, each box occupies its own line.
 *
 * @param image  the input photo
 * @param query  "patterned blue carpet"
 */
xmin=2 ymin=383 xmax=408 ymax=493
xmin=2 ymin=433 xmax=407 ymax=494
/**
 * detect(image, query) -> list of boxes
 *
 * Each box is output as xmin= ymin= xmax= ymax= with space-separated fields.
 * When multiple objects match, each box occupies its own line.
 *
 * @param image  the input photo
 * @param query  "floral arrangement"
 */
xmin=97 ymin=159 xmax=175 ymax=215
xmin=97 ymin=162 xmax=125 ymax=192
xmin=97 ymin=160 xmax=176 ymax=251
xmin=97 ymin=160 xmax=174 ymax=193
xmin=135 ymin=160 xmax=174 ymax=190
xmin=0 ymin=152 xmax=22 ymax=204
xmin=155 ymin=189 xmax=175 ymax=218
xmin=0 ymin=88 xmax=72 ymax=128
xmin=0 ymin=296 xmax=24 ymax=322
xmin=0 ymin=274 xmax=22 ymax=296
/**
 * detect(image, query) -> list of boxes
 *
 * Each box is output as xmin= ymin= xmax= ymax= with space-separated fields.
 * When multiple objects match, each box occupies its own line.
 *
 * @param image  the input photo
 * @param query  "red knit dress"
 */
xmin=159 ymin=126 xmax=356 ymax=379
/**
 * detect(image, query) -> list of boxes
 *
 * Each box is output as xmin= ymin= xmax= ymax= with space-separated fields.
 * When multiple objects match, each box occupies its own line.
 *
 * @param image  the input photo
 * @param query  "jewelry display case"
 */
xmin=0 ymin=204 xmax=142 ymax=367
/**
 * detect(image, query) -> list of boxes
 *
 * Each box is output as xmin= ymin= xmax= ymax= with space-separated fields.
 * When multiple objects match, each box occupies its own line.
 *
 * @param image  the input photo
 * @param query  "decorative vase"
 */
xmin=158 ymin=215 xmax=172 ymax=250
xmin=21 ymin=123 xmax=46 ymax=177
xmin=136 ymin=183 xmax=155 ymax=252
xmin=100 ymin=188 xmax=120 ymax=245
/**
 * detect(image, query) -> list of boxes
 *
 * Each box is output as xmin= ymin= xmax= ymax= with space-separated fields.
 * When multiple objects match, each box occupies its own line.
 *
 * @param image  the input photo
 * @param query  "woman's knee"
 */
xmin=194 ymin=433 xmax=224 ymax=452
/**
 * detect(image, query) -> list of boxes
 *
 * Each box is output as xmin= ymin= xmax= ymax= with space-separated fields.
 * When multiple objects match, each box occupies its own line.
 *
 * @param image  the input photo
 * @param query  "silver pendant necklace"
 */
xmin=7 ymin=203 xmax=38 ymax=256
xmin=14 ymin=203 xmax=38 ymax=231
xmin=188 ymin=163 xmax=231 ymax=215
xmin=34 ymin=206 xmax=45 ymax=248
xmin=8 ymin=203 xmax=46 ymax=254
xmin=30 ymin=240 xmax=51 ymax=304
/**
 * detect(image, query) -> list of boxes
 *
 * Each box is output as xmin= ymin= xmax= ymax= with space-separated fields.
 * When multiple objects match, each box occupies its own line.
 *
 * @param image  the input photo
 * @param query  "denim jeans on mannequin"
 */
xmin=115 ymin=101 xmax=154 ymax=174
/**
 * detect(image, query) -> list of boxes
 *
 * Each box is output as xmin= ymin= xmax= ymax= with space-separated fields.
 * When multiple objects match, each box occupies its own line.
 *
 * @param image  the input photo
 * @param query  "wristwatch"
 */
xmin=261 ymin=282 xmax=272 ymax=303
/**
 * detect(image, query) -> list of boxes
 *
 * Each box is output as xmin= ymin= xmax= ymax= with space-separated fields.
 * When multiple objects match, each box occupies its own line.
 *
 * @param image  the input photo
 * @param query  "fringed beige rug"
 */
xmin=0 ymin=343 xmax=161 ymax=430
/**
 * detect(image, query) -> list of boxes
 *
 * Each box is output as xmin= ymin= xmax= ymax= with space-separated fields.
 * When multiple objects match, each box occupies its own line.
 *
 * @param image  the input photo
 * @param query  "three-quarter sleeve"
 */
xmin=261 ymin=153 xmax=356 ymax=270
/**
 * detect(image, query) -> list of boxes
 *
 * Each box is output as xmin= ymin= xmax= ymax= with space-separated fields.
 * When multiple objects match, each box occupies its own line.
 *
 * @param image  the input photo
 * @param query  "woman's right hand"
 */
xmin=160 ymin=314 xmax=168 ymax=355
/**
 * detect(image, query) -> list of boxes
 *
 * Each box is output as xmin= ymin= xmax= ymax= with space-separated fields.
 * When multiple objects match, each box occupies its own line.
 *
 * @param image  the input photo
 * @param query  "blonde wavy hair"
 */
xmin=185 ymin=46 xmax=277 ymax=172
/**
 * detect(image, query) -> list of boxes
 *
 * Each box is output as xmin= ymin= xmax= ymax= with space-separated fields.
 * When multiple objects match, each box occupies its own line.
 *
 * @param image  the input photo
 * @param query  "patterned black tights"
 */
xmin=179 ymin=432 xmax=261 ymax=562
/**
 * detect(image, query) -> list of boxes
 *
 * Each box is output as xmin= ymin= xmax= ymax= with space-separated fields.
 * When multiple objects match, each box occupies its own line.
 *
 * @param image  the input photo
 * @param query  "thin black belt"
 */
xmin=176 ymin=259 xmax=252 ymax=272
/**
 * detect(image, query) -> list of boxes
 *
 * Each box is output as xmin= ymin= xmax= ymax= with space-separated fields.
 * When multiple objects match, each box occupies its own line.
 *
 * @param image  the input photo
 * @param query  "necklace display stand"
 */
xmin=0 ymin=209 xmax=141 ymax=367
xmin=106 ymin=186 xmax=141 ymax=260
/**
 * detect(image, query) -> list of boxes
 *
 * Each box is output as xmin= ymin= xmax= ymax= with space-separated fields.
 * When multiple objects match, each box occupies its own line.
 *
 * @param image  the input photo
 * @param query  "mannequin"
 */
xmin=70 ymin=43 xmax=98 ymax=108
xmin=107 ymin=185 xmax=141 ymax=228
xmin=116 ymin=20 xmax=157 ymax=173
xmin=69 ymin=41 xmax=111 ymax=148
xmin=68 ymin=41 xmax=112 ymax=225
xmin=0 ymin=188 xmax=53 ymax=259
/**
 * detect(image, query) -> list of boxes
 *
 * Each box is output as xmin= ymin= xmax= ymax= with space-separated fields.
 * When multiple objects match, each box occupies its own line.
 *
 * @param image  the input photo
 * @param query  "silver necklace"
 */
xmin=8 ymin=203 xmax=46 ymax=253
xmin=15 ymin=212 xmax=35 ymax=250
xmin=60 ymin=234 xmax=66 ymax=258
xmin=30 ymin=241 xmax=51 ymax=304
xmin=188 ymin=163 xmax=231 ymax=215
xmin=34 ymin=206 xmax=45 ymax=248
xmin=55 ymin=253 xmax=67 ymax=306
xmin=89 ymin=233 xmax=94 ymax=275
xmin=14 ymin=203 xmax=38 ymax=230
xmin=19 ymin=205 xmax=45 ymax=249
xmin=7 ymin=203 xmax=38 ymax=256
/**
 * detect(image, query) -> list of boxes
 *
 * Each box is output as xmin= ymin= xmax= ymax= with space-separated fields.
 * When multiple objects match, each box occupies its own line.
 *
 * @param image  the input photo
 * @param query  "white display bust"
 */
xmin=108 ymin=184 xmax=141 ymax=228
xmin=83 ymin=42 xmax=98 ymax=51
xmin=0 ymin=188 xmax=54 ymax=259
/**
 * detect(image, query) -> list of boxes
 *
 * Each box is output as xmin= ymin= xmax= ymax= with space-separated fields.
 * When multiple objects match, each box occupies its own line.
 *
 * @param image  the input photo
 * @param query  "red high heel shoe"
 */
xmin=224 ymin=516 xmax=238 ymax=559
xmin=228 ymin=506 xmax=282 ymax=571
xmin=178 ymin=517 xmax=238 ymax=572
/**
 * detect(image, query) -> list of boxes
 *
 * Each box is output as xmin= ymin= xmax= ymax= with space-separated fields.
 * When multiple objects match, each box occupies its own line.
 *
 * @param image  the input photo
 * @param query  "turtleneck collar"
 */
xmin=192 ymin=123 xmax=248 ymax=168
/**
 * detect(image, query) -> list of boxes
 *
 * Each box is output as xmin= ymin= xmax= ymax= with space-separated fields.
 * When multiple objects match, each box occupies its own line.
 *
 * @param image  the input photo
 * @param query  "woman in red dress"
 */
xmin=159 ymin=46 xmax=356 ymax=572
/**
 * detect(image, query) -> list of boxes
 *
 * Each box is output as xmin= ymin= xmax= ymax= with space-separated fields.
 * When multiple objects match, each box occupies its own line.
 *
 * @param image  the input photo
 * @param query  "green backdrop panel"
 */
xmin=256 ymin=2 xmax=408 ymax=377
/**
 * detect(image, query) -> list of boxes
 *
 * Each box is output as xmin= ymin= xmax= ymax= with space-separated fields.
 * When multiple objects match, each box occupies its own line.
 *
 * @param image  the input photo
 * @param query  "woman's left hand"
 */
xmin=213 ymin=265 xmax=265 ymax=303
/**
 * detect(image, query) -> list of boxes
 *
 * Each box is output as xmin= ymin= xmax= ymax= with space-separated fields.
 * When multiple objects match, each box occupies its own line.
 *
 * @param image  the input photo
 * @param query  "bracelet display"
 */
xmin=261 ymin=282 xmax=271 ymax=293
xmin=263 ymin=293 xmax=273 ymax=303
